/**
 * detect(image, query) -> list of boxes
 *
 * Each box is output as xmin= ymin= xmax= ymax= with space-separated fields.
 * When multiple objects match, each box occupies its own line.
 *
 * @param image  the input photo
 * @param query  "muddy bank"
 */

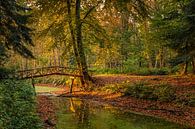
xmin=37 ymin=95 xmax=57 ymax=128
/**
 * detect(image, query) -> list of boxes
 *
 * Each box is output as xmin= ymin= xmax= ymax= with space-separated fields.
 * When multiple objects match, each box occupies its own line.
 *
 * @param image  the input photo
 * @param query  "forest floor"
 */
xmin=36 ymin=75 xmax=195 ymax=128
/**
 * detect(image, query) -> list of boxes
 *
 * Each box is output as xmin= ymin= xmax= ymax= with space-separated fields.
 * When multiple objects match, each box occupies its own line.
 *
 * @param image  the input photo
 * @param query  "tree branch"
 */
xmin=82 ymin=1 xmax=102 ymax=21
xmin=83 ymin=6 xmax=96 ymax=20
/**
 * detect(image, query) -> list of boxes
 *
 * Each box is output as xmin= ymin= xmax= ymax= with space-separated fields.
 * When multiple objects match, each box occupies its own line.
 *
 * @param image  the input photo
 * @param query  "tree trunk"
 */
xmin=159 ymin=47 xmax=165 ymax=68
xmin=181 ymin=62 xmax=188 ymax=75
xmin=148 ymin=58 xmax=153 ymax=68
xmin=67 ymin=0 xmax=92 ymax=87
xmin=67 ymin=0 xmax=85 ymax=86
xmin=154 ymin=58 xmax=158 ymax=68
xmin=75 ymin=0 xmax=91 ymax=87
xmin=120 ymin=11 xmax=129 ymax=61
xmin=192 ymin=57 xmax=195 ymax=74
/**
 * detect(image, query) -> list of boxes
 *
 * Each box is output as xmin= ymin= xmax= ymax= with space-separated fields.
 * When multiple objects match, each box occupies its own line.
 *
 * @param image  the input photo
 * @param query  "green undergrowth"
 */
xmin=99 ymin=83 xmax=127 ymax=93
xmin=100 ymin=82 xmax=194 ymax=106
xmin=34 ymin=76 xmax=68 ymax=86
xmin=124 ymin=82 xmax=176 ymax=102
xmin=90 ymin=67 xmax=171 ymax=75
xmin=131 ymin=68 xmax=170 ymax=76
xmin=176 ymin=93 xmax=195 ymax=107
xmin=0 ymin=79 xmax=42 ymax=129
xmin=34 ymin=76 xmax=81 ymax=87
xmin=0 ymin=67 xmax=14 ymax=78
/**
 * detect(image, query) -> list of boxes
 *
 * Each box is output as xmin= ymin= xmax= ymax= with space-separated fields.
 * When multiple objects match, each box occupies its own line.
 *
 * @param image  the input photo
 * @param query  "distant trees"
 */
xmin=151 ymin=0 xmax=195 ymax=74
xmin=3 ymin=0 xmax=194 ymax=77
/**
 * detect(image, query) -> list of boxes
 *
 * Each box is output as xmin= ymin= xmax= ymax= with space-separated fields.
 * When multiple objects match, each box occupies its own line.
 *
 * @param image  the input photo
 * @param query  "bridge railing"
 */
xmin=0 ymin=66 xmax=94 ymax=79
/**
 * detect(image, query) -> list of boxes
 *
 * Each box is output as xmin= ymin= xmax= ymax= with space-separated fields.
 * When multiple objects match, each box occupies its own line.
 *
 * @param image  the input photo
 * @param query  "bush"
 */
xmin=90 ymin=68 xmax=122 ymax=74
xmin=123 ymin=82 xmax=195 ymax=106
xmin=124 ymin=82 xmax=158 ymax=100
xmin=0 ymin=67 xmax=13 ymax=78
xmin=90 ymin=67 xmax=171 ymax=75
xmin=132 ymin=68 xmax=170 ymax=76
xmin=176 ymin=93 xmax=195 ymax=107
xmin=153 ymin=84 xmax=176 ymax=102
xmin=0 ymin=80 xmax=42 ymax=129
xmin=124 ymin=83 xmax=176 ymax=102
xmin=100 ymin=83 xmax=128 ymax=93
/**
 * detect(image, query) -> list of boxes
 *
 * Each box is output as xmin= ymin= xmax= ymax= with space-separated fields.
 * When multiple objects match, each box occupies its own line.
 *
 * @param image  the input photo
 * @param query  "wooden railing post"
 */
xmin=70 ymin=77 xmax=75 ymax=94
xmin=31 ymin=77 xmax=36 ymax=95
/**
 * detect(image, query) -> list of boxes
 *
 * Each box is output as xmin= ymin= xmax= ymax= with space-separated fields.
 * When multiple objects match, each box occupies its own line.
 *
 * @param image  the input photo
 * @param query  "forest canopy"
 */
xmin=1 ymin=0 xmax=195 ymax=79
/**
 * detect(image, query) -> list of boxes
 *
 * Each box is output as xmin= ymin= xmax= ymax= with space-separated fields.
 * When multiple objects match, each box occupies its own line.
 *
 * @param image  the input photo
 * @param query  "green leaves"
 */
xmin=0 ymin=80 xmax=42 ymax=129
xmin=0 ymin=0 xmax=34 ymax=59
xmin=150 ymin=0 xmax=195 ymax=70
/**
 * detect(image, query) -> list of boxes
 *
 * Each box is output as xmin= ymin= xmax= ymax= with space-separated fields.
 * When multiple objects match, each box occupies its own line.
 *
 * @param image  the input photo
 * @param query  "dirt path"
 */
xmin=37 ymin=75 xmax=195 ymax=128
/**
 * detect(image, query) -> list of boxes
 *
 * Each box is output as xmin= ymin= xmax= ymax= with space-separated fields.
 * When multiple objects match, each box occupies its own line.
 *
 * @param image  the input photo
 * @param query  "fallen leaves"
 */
xmin=36 ymin=95 xmax=57 ymax=129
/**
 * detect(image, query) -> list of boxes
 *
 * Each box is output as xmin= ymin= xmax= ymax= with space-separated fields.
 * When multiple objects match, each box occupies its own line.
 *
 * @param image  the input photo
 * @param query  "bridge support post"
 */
xmin=31 ymin=78 xmax=36 ymax=95
xmin=70 ymin=77 xmax=75 ymax=94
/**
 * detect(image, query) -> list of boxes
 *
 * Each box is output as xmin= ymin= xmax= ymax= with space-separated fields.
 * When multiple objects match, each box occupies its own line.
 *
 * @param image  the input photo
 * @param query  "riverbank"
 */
xmin=36 ymin=75 xmax=195 ymax=128
xmin=37 ymin=95 xmax=57 ymax=128
xmin=63 ymin=92 xmax=194 ymax=128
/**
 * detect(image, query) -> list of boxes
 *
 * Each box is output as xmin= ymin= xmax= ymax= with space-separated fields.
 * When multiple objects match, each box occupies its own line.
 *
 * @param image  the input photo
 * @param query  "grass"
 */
xmin=35 ymin=86 xmax=63 ymax=93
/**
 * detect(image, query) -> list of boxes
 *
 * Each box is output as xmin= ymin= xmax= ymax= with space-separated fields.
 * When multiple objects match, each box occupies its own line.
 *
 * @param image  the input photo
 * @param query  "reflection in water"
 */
xmin=52 ymin=97 xmax=188 ymax=129
xmin=76 ymin=100 xmax=94 ymax=129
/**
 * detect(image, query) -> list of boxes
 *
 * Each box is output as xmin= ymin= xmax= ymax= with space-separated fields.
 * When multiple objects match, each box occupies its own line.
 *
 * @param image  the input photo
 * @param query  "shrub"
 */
xmin=90 ymin=67 xmax=170 ymax=75
xmin=132 ymin=68 xmax=170 ymax=76
xmin=153 ymin=84 xmax=176 ymax=102
xmin=189 ymin=97 xmax=195 ymax=107
xmin=0 ymin=80 xmax=42 ymax=129
xmin=100 ymin=83 xmax=127 ymax=93
xmin=124 ymin=82 xmax=158 ymax=100
xmin=90 ymin=68 xmax=122 ymax=74
xmin=124 ymin=83 xmax=176 ymax=102
xmin=176 ymin=93 xmax=195 ymax=107
xmin=0 ymin=67 xmax=13 ymax=78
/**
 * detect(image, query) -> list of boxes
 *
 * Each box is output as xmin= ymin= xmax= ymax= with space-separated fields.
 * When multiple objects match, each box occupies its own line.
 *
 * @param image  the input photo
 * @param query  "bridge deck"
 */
xmin=0 ymin=66 xmax=83 ymax=79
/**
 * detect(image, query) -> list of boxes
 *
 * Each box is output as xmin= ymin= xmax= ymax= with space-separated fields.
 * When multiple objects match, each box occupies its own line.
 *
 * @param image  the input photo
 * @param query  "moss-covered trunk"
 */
xmin=67 ymin=0 xmax=91 ymax=87
xmin=67 ymin=0 xmax=84 ymax=86
xmin=75 ymin=0 xmax=91 ymax=87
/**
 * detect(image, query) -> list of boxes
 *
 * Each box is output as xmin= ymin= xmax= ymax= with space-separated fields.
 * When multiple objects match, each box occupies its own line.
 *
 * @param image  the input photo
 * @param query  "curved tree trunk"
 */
xmin=67 ymin=0 xmax=84 ymax=86
xmin=75 ymin=0 xmax=92 ymax=87
xmin=67 ymin=0 xmax=92 ymax=88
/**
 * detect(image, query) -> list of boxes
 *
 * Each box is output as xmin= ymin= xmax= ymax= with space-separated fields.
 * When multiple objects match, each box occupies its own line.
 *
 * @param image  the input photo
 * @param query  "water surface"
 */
xmin=50 ymin=97 xmax=189 ymax=129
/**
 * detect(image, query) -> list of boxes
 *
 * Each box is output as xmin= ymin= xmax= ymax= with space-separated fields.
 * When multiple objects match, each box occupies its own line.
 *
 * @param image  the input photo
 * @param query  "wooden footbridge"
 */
xmin=0 ymin=66 xmax=83 ymax=79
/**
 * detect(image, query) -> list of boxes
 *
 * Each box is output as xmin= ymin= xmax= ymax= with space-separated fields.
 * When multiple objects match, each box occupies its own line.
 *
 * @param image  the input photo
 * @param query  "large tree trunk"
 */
xmin=67 ymin=0 xmax=84 ymax=86
xmin=67 ymin=0 xmax=91 ymax=87
xmin=75 ymin=0 xmax=91 ymax=87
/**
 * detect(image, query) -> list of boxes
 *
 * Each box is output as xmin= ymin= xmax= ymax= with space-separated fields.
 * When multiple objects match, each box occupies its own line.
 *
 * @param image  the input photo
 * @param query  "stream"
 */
xmin=47 ymin=96 xmax=188 ymax=129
